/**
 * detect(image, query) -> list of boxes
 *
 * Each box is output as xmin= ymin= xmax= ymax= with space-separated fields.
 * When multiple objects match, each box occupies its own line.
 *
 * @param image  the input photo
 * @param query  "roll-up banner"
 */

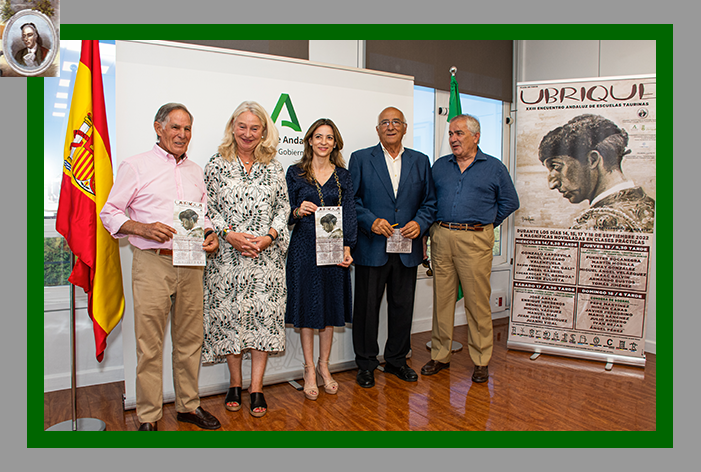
xmin=509 ymin=75 xmax=656 ymax=367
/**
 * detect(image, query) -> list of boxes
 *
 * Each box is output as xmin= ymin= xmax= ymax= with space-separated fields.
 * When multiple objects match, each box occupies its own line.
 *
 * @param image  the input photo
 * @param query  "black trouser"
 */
xmin=352 ymin=254 xmax=418 ymax=371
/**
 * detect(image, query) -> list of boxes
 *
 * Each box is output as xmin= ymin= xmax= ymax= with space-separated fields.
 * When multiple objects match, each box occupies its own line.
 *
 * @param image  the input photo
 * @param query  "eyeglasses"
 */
xmin=378 ymin=119 xmax=406 ymax=129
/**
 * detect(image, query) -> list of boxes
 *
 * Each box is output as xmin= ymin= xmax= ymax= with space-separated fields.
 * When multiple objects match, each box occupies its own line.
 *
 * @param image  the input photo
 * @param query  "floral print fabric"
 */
xmin=202 ymin=154 xmax=290 ymax=363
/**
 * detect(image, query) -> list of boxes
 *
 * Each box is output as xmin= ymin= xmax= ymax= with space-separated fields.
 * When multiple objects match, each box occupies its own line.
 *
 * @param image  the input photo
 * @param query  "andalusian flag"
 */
xmin=438 ymin=73 xmax=463 ymax=157
xmin=437 ymin=73 xmax=465 ymax=301
xmin=56 ymin=40 xmax=124 ymax=362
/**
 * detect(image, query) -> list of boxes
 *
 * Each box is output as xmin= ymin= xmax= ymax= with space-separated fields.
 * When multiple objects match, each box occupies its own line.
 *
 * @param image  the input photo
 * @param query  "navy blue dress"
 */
xmin=285 ymin=165 xmax=358 ymax=329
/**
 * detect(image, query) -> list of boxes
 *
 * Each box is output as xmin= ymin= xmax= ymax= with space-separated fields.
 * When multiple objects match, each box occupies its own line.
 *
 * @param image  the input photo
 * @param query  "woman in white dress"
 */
xmin=202 ymin=101 xmax=290 ymax=418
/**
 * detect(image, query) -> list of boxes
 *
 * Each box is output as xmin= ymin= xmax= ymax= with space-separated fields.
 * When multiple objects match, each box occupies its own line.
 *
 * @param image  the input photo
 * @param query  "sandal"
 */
xmin=302 ymin=364 xmax=319 ymax=401
xmin=317 ymin=359 xmax=339 ymax=395
xmin=225 ymin=386 xmax=242 ymax=412
xmin=249 ymin=392 xmax=267 ymax=418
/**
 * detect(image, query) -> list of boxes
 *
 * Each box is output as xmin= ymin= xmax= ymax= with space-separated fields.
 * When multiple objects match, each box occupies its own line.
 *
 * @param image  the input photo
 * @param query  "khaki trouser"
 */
xmin=132 ymin=248 xmax=204 ymax=423
xmin=429 ymin=223 xmax=494 ymax=366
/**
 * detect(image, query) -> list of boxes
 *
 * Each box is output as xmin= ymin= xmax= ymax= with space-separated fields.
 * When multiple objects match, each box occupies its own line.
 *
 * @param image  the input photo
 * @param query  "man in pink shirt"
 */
xmin=101 ymin=103 xmax=220 ymax=431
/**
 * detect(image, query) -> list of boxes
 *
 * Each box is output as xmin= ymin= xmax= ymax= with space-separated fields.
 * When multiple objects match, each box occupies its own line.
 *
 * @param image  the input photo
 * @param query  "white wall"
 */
xmin=309 ymin=40 xmax=365 ymax=69
xmin=516 ymin=40 xmax=657 ymax=354
xmin=517 ymin=40 xmax=656 ymax=82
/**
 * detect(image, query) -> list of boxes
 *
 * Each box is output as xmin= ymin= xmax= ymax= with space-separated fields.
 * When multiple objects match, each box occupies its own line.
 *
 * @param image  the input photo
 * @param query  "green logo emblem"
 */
xmin=271 ymin=94 xmax=302 ymax=132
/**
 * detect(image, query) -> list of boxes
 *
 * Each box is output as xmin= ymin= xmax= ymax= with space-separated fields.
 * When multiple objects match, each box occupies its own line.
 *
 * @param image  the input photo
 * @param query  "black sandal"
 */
xmin=249 ymin=392 xmax=267 ymax=418
xmin=225 ymin=387 xmax=242 ymax=412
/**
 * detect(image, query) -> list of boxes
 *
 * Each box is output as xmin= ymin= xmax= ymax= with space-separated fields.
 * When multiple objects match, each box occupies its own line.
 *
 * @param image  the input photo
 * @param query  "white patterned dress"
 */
xmin=202 ymin=153 xmax=290 ymax=364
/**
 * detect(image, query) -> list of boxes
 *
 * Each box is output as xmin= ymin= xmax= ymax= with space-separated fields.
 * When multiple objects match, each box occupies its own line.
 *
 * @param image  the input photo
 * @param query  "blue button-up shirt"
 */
xmin=432 ymin=147 xmax=519 ymax=227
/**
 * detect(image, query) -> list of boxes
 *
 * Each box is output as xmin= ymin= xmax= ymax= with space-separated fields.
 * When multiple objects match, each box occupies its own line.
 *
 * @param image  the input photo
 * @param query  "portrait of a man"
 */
xmin=14 ymin=22 xmax=50 ymax=67
xmin=178 ymin=209 xmax=205 ymax=238
xmin=538 ymin=114 xmax=655 ymax=233
xmin=319 ymin=213 xmax=343 ymax=239
xmin=2 ymin=9 xmax=59 ymax=77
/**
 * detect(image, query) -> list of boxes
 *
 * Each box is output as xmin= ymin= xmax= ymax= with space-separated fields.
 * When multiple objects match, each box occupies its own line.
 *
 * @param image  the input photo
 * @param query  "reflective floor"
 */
xmin=44 ymin=319 xmax=655 ymax=432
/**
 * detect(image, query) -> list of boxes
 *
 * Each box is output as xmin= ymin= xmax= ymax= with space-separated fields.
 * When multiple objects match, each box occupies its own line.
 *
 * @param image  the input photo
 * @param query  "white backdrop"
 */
xmin=115 ymin=40 xmax=414 ymax=408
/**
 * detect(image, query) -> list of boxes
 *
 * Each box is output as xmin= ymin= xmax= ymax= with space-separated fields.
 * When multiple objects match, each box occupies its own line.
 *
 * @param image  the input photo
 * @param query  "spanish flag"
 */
xmin=56 ymin=40 xmax=124 ymax=362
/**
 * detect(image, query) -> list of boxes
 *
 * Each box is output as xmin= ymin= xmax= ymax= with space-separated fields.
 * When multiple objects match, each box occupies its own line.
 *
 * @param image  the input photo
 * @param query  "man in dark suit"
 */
xmin=349 ymin=107 xmax=436 ymax=388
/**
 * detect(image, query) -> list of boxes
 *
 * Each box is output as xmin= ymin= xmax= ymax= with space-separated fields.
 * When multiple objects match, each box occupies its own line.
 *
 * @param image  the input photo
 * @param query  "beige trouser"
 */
xmin=429 ymin=223 xmax=494 ymax=366
xmin=132 ymin=248 xmax=204 ymax=423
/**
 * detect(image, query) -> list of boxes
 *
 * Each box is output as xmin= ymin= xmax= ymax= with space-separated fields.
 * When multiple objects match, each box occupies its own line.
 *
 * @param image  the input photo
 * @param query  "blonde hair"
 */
xmin=218 ymin=101 xmax=279 ymax=165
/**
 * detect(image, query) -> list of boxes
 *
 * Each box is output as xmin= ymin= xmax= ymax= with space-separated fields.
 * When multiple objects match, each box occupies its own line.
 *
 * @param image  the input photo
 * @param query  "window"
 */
xmin=44 ymin=40 xmax=116 ymax=289
xmin=44 ymin=236 xmax=71 ymax=287
xmin=412 ymin=85 xmax=435 ymax=161
xmin=458 ymin=94 xmax=503 ymax=163
xmin=458 ymin=93 xmax=505 ymax=258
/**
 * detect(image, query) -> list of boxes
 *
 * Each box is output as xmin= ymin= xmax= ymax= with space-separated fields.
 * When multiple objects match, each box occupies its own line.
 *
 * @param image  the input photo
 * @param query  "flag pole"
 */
xmin=46 ymin=254 xmax=106 ymax=432
xmin=426 ymin=66 xmax=463 ymax=355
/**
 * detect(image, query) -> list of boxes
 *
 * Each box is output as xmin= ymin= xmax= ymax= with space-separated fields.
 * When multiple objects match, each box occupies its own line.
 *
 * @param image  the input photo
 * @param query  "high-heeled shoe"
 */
xmin=302 ymin=363 xmax=319 ymax=400
xmin=317 ymin=358 xmax=338 ymax=395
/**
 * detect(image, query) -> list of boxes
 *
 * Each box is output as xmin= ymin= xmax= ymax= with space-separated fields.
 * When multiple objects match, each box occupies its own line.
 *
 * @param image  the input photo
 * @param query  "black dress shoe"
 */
xmin=356 ymin=369 xmax=375 ymax=388
xmin=421 ymin=359 xmax=450 ymax=375
xmin=176 ymin=407 xmax=221 ymax=430
xmin=472 ymin=365 xmax=489 ymax=383
xmin=383 ymin=363 xmax=418 ymax=382
xmin=138 ymin=422 xmax=157 ymax=431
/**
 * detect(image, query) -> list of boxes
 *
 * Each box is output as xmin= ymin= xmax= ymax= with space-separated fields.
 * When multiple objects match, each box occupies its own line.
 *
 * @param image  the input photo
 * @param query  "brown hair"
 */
xmin=295 ymin=118 xmax=345 ymax=184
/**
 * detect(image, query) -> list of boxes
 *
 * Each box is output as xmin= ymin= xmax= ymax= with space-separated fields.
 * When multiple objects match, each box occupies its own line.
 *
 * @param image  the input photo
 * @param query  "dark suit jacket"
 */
xmin=349 ymin=143 xmax=436 ymax=268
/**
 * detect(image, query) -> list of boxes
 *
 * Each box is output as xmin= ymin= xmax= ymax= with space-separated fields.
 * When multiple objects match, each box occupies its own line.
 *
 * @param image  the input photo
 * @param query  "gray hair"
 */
xmin=154 ymin=103 xmax=193 ymax=139
xmin=450 ymin=114 xmax=481 ymax=137
xmin=376 ymin=107 xmax=406 ymax=126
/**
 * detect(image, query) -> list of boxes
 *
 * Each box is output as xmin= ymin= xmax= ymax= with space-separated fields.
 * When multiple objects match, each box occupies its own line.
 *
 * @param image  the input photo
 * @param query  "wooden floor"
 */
xmin=44 ymin=319 xmax=656 ymax=431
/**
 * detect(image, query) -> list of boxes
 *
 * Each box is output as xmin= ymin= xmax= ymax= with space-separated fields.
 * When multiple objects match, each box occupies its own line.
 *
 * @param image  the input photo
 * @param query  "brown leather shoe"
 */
xmin=176 ymin=407 xmax=221 ymax=430
xmin=472 ymin=365 xmax=489 ymax=383
xmin=138 ymin=422 xmax=157 ymax=431
xmin=420 ymin=359 xmax=450 ymax=375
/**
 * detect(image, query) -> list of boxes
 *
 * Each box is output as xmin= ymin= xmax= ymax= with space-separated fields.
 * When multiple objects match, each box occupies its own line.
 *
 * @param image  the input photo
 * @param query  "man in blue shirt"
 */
xmin=421 ymin=114 xmax=519 ymax=383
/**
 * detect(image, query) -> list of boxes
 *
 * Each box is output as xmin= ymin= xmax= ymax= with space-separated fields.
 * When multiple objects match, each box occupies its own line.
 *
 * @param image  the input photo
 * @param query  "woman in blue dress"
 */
xmin=286 ymin=118 xmax=357 ymax=400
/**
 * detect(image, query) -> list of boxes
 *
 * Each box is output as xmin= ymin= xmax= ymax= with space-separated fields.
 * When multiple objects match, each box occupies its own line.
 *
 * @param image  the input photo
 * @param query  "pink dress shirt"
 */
xmin=100 ymin=144 xmax=211 ymax=250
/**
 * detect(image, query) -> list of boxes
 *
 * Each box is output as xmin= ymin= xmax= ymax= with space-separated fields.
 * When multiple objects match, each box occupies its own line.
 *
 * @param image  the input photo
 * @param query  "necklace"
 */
xmin=314 ymin=168 xmax=342 ymax=206
xmin=236 ymin=155 xmax=255 ymax=178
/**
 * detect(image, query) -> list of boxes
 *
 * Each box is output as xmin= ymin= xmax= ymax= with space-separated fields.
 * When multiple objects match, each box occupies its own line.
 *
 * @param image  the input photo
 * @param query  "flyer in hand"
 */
xmin=386 ymin=228 xmax=411 ymax=253
xmin=315 ymin=206 xmax=343 ymax=266
xmin=172 ymin=200 xmax=206 ymax=266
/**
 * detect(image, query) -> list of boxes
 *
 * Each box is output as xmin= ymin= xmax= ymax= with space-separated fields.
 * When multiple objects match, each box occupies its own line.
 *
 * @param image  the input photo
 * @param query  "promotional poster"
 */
xmin=509 ymin=75 xmax=656 ymax=365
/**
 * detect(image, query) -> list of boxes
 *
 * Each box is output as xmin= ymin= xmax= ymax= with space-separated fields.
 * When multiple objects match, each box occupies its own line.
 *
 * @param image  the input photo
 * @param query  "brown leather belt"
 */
xmin=149 ymin=248 xmax=173 ymax=256
xmin=438 ymin=221 xmax=484 ymax=232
